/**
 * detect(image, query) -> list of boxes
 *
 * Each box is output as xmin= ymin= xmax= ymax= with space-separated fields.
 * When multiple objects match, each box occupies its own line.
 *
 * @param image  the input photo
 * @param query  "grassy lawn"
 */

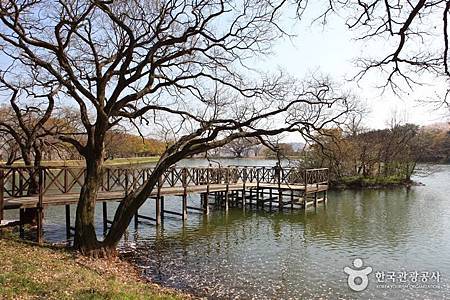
xmin=1 ymin=157 xmax=160 ymax=168
xmin=0 ymin=237 xmax=188 ymax=300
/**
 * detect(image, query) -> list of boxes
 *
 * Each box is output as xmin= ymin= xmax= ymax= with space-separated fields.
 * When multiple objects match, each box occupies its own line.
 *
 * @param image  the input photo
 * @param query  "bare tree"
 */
xmin=224 ymin=137 xmax=259 ymax=158
xmin=0 ymin=80 xmax=55 ymax=193
xmin=0 ymin=131 xmax=20 ymax=164
xmin=295 ymin=0 xmax=450 ymax=106
xmin=0 ymin=0 xmax=352 ymax=256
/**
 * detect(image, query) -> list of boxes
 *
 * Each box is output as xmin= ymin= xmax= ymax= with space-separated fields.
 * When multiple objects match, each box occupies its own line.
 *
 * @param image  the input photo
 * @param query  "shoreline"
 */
xmin=329 ymin=179 xmax=423 ymax=190
xmin=0 ymin=235 xmax=192 ymax=299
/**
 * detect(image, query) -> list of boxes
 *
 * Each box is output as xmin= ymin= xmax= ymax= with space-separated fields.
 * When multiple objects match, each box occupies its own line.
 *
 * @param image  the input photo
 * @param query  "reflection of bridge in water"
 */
xmin=0 ymin=165 xmax=328 ymax=243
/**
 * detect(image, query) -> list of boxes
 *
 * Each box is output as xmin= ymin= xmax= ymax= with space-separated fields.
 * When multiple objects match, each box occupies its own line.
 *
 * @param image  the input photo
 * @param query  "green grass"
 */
xmin=0 ymin=237 xmax=188 ymax=300
xmin=1 ymin=157 xmax=160 ymax=168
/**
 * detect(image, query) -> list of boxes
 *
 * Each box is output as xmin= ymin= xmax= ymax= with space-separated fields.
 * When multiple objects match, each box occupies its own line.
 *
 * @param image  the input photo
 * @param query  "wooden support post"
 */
xmin=102 ymin=202 xmax=108 ymax=234
xmin=65 ymin=204 xmax=71 ymax=239
xmin=160 ymin=196 xmax=165 ymax=221
xmin=37 ymin=168 xmax=44 ymax=245
xmin=275 ymin=164 xmax=283 ymax=210
xmin=0 ymin=169 xmax=4 ymax=224
xmin=155 ymin=196 xmax=161 ymax=225
xmin=134 ymin=209 xmax=139 ymax=228
xmin=204 ymin=168 xmax=210 ymax=214
xmin=269 ymin=188 xmax=273 ymax=210
xmin=324 ymin=190 xmax=328 ymax=204
xmin=19 ymin=209 xmax=24 ymax=238
xmin=256 ymin=169 xmax=260 ymax=209
xmin=278 ymin=189 xmax=283 ymax=210
xmin=314 ymin=192 xmax=318 ymax=207
xmin=225 ymin=168 xmax=229 ymax=211
xmin=260 ymin=188 xmax=264 ymax=209
xmin=202 ymin=193 xmax=209 ymax=215
xmin=156 ymin=176 xmax=162 ymax=225
xmin=182 ymin=168 xmax=188 ymax=221
xmin=242 ymin=167 xmax=247 ymax=208
xmin=291 ymin=190 xmax=294 ymax=209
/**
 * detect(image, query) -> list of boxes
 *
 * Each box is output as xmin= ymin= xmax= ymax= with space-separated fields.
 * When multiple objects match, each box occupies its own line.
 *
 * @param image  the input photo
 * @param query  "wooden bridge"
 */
xmin=0 ymin=165 xmax=329 ymax=243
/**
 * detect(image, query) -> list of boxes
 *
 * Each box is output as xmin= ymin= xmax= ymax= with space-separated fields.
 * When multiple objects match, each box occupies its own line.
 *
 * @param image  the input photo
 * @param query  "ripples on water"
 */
xmin=14 ymin=163 xmax=450 ymax=299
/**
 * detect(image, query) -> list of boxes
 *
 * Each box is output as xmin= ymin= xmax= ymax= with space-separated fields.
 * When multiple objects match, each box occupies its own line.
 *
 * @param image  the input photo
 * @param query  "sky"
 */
xmin=1 ymin=1 xmax=449 ymax=145
xmin=257 ymin=4 xmax=450 ymax=132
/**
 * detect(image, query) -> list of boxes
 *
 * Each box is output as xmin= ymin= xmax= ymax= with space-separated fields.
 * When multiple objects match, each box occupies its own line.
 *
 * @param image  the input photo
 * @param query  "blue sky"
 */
xmin=1 ymin=2 xmax=448 ymax=145
xmin=258 ymin=5 xmax=449 ymax=131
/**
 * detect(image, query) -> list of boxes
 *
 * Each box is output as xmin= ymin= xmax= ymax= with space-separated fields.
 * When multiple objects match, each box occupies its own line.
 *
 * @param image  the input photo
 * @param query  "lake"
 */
xmin=30 ymin=160 xmax=450 ymax=299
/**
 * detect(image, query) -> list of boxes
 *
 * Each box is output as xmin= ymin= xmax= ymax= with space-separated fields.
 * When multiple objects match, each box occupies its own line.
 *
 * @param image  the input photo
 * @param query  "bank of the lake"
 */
xmin=0 ymin=156 xmax=161 ymax=167
xmin=0 ymin=236 xmax=189 ymax=300
xmin=330 ymin=175 xmax=417 ymax=190
xmin=4 ymin=160 xmax=449 ymax=299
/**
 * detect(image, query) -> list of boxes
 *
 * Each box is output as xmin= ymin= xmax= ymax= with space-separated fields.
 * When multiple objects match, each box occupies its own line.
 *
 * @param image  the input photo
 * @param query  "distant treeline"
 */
xmin=300 ymin=123 xmax=450 ymax=186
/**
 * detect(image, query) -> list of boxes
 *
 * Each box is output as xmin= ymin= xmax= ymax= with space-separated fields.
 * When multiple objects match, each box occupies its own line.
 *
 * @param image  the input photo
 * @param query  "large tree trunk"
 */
xmin=22 ymin=149 xmax=38 ymax=225
xmin=73 ymin=156 xmax=161 ymax=257
xmin=73 ymin=152 xmax=114 ymax=257
xmin=73 ymin=149 xmax=167 ymax=257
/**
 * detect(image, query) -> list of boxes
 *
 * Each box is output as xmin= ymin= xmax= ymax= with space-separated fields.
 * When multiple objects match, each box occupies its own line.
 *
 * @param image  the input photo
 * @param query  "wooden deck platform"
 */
xmin=2 ymin=183 xmax=328 ymax=210
xmin=0 ymin=165 xmax=329 ymax=243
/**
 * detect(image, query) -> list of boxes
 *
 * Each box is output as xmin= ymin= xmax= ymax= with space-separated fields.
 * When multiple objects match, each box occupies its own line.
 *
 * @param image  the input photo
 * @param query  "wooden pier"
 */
xmin=0 ymin=165 xmax=329 ymax=243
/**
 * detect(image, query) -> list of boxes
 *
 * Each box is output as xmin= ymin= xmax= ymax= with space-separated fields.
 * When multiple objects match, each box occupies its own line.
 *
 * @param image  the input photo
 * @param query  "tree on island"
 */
xmin=223 ymin=137 xmax=259 ymax=158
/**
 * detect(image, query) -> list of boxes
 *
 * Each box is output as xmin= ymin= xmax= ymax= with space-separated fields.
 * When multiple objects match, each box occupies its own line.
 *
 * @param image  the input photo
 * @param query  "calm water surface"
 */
xmin=25 ymin=161 xmax=450 ymax=299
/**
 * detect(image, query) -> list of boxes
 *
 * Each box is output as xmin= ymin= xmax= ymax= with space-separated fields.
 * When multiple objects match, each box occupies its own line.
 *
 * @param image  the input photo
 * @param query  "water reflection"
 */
xmin=129 ymin=166 xmax=450 ymax=299
xmin=12 ymin=163 xmax=450 ymax=299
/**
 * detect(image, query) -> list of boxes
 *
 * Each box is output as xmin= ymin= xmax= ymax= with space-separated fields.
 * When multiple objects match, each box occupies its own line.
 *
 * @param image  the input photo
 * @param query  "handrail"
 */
xmin=0 ymin=165 xmax=329 ymax=198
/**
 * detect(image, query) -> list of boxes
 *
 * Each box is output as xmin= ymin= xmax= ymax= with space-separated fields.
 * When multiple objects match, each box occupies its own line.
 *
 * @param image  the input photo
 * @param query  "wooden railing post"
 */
xmin=171 ymin=168 xmax=175 ymax=187
xmin=316 ymin=169 xmax=319 ymax=190
xmin=0 ymin=169 xmax=4 ymax=223
xmin=242 ymin=167 xmax=247 ymax=207
xmin=275 ymin=164 xmax=282 ymax=209
xmin=106 ymin=168 xmax=111 ymax=191
xmin=304 ymin=169 xmax=308 ymax=193
xmin=63 ymin=167 xmax=68 ymax=193
xmin=12 ymin=169 xmax=16 ymax=197
xmin=18 ymin=170 xmax=23 ymax=197
xmin=125 ymin=169 xmax=129 ymax=196
xmin=261 ymin=166 xmax=266 ymax=183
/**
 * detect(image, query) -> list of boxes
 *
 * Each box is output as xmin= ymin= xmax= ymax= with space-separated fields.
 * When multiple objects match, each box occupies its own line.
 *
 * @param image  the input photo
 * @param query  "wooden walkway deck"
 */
xmin=0 ymin=165 xmax=329 ymax=243
xmin=2 ymin=183 xmax=328 ymax=210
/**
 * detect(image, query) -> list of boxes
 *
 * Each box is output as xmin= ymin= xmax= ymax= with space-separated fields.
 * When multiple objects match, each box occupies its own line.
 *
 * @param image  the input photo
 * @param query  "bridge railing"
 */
xmin=0 ymin=165 xmax=329 ymax=198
